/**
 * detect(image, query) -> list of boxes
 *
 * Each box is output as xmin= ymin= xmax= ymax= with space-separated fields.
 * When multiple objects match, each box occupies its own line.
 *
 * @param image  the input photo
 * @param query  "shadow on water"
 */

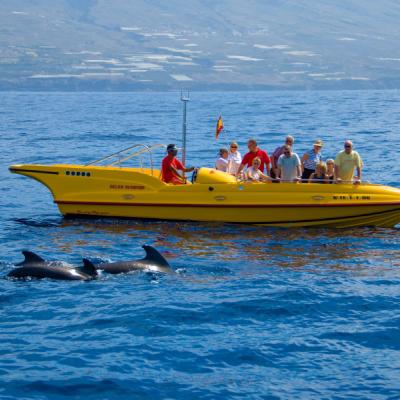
xmin=13 ymin=217 xmax=62 ymax=228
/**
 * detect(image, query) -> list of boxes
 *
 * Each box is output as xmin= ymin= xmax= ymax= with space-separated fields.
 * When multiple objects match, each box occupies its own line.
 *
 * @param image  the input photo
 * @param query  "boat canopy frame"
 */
xmin=84 ymin=143 xmax=167 ymax=175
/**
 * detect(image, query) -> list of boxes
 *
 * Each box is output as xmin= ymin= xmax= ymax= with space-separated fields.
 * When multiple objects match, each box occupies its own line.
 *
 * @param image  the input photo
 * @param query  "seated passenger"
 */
xmin=215 ymin=148 xmax=229 ymax=172
xmin=161 ymin=144 xmax=194 ymax=185
xmin=277 ymin=145 xmax=301 ymax=182
xmin=309 ymin=162 xmax=329 ymax=183
xmin=246 ymin=157 xmax=271 ymax=182
xmin=326 ymin=159 xmax=335 ymax=183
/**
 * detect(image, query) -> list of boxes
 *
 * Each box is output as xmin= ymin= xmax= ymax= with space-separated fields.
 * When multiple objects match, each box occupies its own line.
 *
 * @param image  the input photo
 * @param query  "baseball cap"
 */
xmin=167 ymin=144 xmax=178 ymax=152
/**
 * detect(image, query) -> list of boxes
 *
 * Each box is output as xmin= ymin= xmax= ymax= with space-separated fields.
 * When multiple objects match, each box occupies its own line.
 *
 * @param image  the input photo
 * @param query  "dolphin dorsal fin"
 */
xmin=16 ymin=251 xmax=45 ymax=265
xmin=142 ymin=245 xmax=170 ymax=267
xmin=81 ymin=259 xmax=98 ymax=277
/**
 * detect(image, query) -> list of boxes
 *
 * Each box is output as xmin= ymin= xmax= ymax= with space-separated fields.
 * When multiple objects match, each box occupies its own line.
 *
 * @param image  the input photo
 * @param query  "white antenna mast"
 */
xmin=181 ymin=90 xmax=190 ymax=165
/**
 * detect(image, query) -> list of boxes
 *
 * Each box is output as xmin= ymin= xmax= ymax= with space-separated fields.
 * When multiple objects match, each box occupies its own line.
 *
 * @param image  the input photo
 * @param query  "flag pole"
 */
xmin=181 ymin=90 xmax=190 ymax=166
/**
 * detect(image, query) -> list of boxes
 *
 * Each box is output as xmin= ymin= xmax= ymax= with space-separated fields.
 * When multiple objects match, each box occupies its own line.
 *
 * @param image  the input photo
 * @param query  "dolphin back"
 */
xmin=16 ymin=251 xmax=45 ymax=266
xmin=142 ymin=245 xmax=170 ymax=268
xmin=81 ymin=259 xmax=98 ymax=278
xmin=7 ymin=265 xmax=92 ymax=280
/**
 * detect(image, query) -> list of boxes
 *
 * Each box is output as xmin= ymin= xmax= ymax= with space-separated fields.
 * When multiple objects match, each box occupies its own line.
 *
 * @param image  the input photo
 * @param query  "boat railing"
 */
xmin=85 ymin=143 xmax=167 ymax=176
xmin=299 ymin=178 xmax=371 ymax=184
xmin=236 ymin=174 xmax=371 ymax=185
xmin=296 ymin=178 xmax=370 ymax=184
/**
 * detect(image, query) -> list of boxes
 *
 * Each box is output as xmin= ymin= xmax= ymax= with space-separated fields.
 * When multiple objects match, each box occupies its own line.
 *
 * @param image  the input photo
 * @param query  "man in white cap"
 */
xmin=335 ymin=140 xmax=363 ymax=183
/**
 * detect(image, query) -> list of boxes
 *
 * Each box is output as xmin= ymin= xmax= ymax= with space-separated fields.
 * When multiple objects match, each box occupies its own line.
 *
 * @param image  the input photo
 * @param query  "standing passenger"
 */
xmin=335 ymin=140 xmax=363 ymax=184
xmin=301 ymin=139 xmax=323 ymax=181
xmin=236 ymin=139 xmax=270 ymax=176
xmin=227 ymin=142 xmax=242 ymax=175
xmin=161 ymin=144 xmax=194 ymax=184
xmin=215 ymin=148 xmax=229 ymax=172
xmin=271 ymin=135 xmax=294 ymax=178
xmin=277 ymin=145 xmax=301 ymax=182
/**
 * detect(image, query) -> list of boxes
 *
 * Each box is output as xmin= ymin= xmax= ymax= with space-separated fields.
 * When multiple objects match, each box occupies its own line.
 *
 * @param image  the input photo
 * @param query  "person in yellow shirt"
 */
xmin=334 ymin=140 xmax=363 ymax=184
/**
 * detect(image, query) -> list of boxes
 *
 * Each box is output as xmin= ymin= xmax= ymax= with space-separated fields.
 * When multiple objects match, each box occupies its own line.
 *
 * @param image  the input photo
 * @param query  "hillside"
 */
xmin=1 ymin=0 xmax=400 ymax=90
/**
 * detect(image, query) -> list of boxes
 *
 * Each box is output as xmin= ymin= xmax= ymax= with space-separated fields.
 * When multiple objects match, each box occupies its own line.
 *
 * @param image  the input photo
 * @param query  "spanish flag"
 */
xmin=215 ymin=115 xmax=224 ymax=139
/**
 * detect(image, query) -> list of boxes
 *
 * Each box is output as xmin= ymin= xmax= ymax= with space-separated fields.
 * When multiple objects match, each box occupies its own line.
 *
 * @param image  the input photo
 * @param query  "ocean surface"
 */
xmin=0 ymin=90 xmax=399 ymax=399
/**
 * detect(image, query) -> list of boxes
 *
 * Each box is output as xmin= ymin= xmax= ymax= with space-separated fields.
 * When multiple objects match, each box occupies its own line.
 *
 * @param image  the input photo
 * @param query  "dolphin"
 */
xmin=86 ymin=245 xmax=172 ymax=274
xmin=7 ymin=251 xmax=97 ymax=281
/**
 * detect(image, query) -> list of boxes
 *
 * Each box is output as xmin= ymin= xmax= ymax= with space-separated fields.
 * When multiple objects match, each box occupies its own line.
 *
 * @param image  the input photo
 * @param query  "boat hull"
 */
xmin=10 ymin=164 xmax=400 ymax=228
xmin=57 ymin=202 xmax=400 ymax=228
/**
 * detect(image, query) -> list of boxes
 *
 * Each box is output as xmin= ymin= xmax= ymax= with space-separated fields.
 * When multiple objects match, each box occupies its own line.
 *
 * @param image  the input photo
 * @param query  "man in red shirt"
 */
xmin=236 ymin=139 xmax=271 ymax=176
xmin=161 ymin=144 xmax=194 ymax=184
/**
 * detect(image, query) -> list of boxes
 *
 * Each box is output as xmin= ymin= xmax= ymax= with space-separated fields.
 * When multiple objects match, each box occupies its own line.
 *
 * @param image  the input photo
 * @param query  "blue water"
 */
xmin=1 ymin=91 xmax=400 ymax=399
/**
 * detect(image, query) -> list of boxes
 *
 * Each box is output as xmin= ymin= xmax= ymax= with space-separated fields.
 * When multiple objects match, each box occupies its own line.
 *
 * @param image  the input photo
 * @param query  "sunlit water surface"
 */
xmin=0 ymin=91 xmax=399 ymax=399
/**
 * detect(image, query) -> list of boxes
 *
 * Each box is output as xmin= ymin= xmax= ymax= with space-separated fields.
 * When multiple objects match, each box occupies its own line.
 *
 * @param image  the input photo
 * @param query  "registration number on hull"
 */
xmin=333 ymin=195 xmax=371 ymax=200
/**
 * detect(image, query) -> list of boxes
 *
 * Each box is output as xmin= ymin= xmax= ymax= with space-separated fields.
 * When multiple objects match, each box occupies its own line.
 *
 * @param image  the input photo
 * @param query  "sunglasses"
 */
xmin=230 ymin=146 xmax=237 ymax=148
xmin=344 ymin=145 xmax=352 ymax=148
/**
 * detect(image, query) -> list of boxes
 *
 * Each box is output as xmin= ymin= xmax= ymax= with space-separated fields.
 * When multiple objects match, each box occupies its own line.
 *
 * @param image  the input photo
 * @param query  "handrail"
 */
xmin=84 ymin=143 xmax=167 ymax=176
xmin=85 ymin=144 xmax=145 ymax=166
xmin=235 ymin=174 xmax=370 ymax=185
xmin=108 ymin=144 xmax=165 ymax=167
xmin=298 ymin=178 xmax=369 ymax=184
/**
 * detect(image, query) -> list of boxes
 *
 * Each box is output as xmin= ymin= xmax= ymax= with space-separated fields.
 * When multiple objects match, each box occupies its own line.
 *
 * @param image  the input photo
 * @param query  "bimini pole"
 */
xmin=181 ymin=91 xmax=190 ymax=165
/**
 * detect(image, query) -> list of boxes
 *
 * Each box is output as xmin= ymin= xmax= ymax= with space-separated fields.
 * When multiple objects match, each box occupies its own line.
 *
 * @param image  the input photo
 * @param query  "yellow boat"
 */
xmin=9 ymin=144 xmax=400 ymax=228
